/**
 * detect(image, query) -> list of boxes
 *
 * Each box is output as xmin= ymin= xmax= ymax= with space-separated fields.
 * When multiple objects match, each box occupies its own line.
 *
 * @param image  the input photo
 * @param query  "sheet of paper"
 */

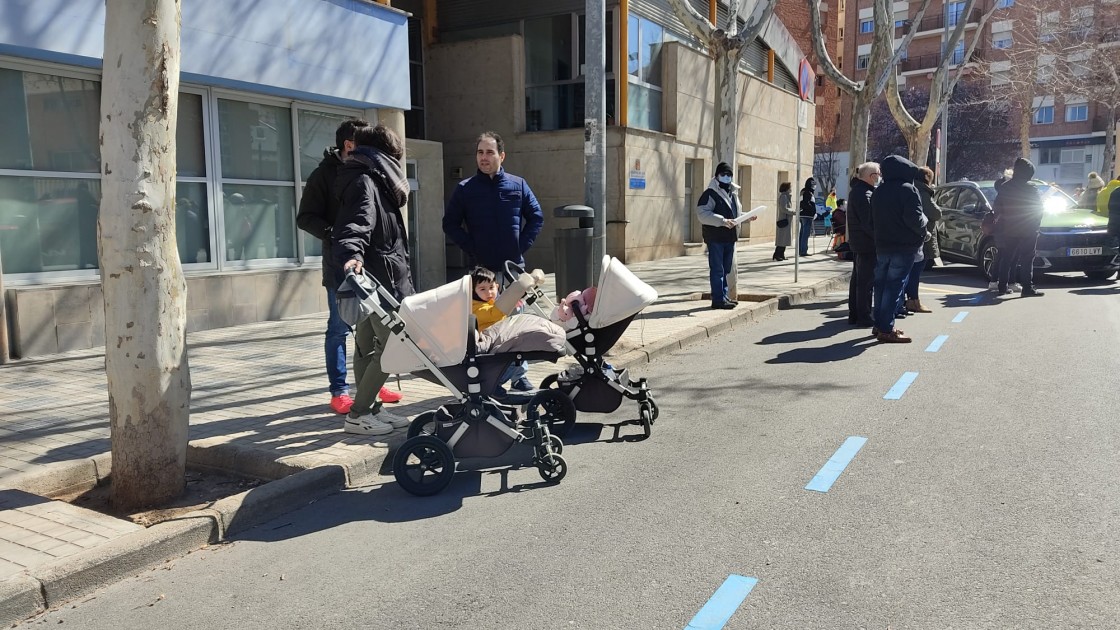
xmin=733 ymin=205 xmax=766 ymax=225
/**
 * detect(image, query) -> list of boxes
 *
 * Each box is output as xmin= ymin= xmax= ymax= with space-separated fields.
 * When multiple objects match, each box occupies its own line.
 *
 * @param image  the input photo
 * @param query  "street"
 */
xmin=25 ymin=266 xmax=1120 ymax=629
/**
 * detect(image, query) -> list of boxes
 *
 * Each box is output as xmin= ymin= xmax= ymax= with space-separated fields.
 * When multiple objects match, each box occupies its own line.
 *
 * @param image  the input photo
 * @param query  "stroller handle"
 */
xmin=344 ymin=269 xmax=402 ymax=310
xmin=502 ymin=260 xmax=527 ymax=283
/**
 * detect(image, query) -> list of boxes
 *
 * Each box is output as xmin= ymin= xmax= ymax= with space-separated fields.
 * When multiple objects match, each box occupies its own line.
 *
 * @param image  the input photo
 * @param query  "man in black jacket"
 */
xmin=331 ymin=124 xmax=416 ymax=436
xmin=993 ymin=158 xmax=1044 ymax=297
xmin=297 ymin=119 xmax=403 ymax=416
xmin=870 ymin=155 xmax=928 ymax=343
xmin=696 ymin=162 xmax=755 ymax=309
xmin=846 ymin=162 xmax=880 ymax=327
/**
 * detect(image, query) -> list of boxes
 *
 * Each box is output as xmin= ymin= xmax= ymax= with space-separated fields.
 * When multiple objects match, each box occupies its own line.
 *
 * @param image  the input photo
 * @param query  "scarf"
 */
xmin=350 ymin=146 xmax=409 ymax=209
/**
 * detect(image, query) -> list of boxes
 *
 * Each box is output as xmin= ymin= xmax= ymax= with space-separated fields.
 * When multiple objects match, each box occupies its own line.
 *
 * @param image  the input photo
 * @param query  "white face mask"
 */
xmin=717 ymin=175 xmax=733 ymax=185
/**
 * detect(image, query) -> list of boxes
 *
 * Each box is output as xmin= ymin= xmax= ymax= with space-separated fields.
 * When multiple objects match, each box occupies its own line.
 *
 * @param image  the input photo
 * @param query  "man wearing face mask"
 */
xmin=696 ymin=162 xmax=755 ymax=309
xmin=846 ymin=162 xmax=880 ymax=327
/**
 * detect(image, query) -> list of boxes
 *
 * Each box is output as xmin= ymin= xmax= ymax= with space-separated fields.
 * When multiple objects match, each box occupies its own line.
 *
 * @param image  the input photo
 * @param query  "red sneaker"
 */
xmin=378 ymin=386 xmax=403 ymax=403
xmin=329 ymin=394 xmax=354 ymax=415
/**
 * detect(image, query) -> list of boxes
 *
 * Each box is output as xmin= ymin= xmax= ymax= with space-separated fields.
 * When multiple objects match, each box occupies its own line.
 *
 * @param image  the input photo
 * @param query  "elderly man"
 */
xmin=846 ymin=162 xmax=880 ymax=327
xmin=870 ymin=156 xmax=928 ymax=343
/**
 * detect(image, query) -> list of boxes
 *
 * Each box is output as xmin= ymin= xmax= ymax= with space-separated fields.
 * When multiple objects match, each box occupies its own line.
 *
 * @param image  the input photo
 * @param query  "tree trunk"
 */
xmin=907 ymin=129 xmax=932 ymax=168
xmin=849 ymin=91 xmax=873 ymax=169
xmin=99 ymin=0 xmax=191 ymax=510
xmin=1019 ymin=107 xmax=1031 ymax=157
xmin=1104 ymin=107 xmax=1117 ymax=180
xmin=714 ymin=48 xmax=743 ymax=297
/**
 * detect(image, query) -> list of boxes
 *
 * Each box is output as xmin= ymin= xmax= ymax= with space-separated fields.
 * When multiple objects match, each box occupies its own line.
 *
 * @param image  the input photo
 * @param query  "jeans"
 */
xmin=874 ymin=251 xmax=917 ymax=333
xmin=706 ymin=241 xmax=735 ymax=306
xmin=324 ymin=286 xmax=350 ymax=396
xmin=798 ymin=217 xmax=813 ymax=255
xmin=498 ymin=360 xmax=529 ymax=387
xmin=848 ymin=252 xmax=876 ymax=323
xmin=905 ymin=258 xmax=925 ymax=300
xmin=997 ymin=235 xmax=1037 ymax=289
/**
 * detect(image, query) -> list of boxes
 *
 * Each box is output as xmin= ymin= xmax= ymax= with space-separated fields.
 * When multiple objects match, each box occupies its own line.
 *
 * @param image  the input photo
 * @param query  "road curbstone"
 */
xmin=32 ymin=515 xmax=216 ymax=611
xmin=208 ymin=465 xmax=347 ymax=538
xmin=4 ymin=458 xmax=98 ymax=499
xmin=187 ymin=438 xmax=304 ymax=480
xmin=0 ymin=574 xmax=45 ymax=627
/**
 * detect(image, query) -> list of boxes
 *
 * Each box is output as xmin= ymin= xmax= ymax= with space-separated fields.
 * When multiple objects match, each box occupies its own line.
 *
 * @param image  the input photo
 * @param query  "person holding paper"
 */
xmin=696 ymin=162 xmax=756 ymax=310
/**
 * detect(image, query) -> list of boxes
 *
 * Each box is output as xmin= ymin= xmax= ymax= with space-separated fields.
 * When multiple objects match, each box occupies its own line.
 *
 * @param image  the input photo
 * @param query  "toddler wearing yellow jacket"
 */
xmin=470 ymin=266 xmax=533 ymax=395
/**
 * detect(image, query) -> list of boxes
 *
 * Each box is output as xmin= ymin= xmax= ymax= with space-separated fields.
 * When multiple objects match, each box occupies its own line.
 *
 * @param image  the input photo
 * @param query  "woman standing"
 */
xmin=798 ymin=177 xmax=817 ymax=256
xmin=773 ymin=182 xmax=795 ymax=260
xmin=905 ymin=166 xmax=941 ymax=313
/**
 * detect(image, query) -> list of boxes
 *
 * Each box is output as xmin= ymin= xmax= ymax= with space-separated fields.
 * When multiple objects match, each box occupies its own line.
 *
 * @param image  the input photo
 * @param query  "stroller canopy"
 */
xmin=589 ymin=255 xmax=658 ymax=329
xmin=381 ymin=276 xmax=471 ymax=374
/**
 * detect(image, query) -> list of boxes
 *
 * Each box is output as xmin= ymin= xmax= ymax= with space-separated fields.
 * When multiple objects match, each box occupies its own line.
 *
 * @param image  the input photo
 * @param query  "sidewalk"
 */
xmin=0 ymin=236 xmax=849 ymax=623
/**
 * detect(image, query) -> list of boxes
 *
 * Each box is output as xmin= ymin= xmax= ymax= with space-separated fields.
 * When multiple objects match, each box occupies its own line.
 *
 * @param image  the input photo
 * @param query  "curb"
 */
xmin=1 ymin=269 xmax=851 ymax=625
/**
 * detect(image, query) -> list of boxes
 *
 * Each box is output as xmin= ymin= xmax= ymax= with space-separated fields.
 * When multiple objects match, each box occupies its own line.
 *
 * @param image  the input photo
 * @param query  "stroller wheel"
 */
xmin=406 ymin=410 xmax=439 ymax=439
xmin=547 ymin=434 xmax=564 ymax=456
xmin=539 ymin=374 xmax=559 ymax=390
xmin=646 ymin=397 xmax=659 ymax=422
xmin=393 ymin=435 xmax=455 ymax=496
xmin=537 ymin=453 xmax=568 ymax=483
xmin=528 ymin=389 xmax=577 ymax=438
xmin=639 ymin=404 xmax=653 ymax=439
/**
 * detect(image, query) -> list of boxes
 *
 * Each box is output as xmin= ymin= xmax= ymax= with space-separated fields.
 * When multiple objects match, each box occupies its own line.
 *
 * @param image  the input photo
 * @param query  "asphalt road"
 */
xmin=26 ymin=265 xmax=1120 ymax=629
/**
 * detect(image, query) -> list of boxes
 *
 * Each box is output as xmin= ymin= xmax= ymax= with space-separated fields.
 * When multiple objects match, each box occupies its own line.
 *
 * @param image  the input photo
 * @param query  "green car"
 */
xmin=934 ymin=180 xmax=1119 ymax=281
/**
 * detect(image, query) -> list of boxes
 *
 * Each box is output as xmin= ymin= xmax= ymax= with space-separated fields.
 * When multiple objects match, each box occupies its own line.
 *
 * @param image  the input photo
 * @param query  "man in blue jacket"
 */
xmin=443 ymin=132 xmax=545 ymax=276
xmin=870 ymin=155 xmax=928 ymax=344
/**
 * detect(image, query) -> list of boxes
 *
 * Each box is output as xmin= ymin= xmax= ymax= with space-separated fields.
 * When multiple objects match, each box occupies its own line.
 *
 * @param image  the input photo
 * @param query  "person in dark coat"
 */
xmin=1108 ymin=182 xmax=1120 ymax=279
xmin=331 ymin=124 xmax=416 ymax=436
xmin=905 ymin=165 xmax=943 ymax=314
xmin=443 ymin=131 xmax=544 ymax=274
xmin=798 ymin=177 xmax=817 ymax=256
xmin=993 ymin=157 xmax=1045 ymax=297
xmin=296 ymin=119 xmax=405 ymax=413
xmin=846 ymin=163 xmax=880 ymax=327
xmin=696 ymin=162 xmax=755 ymax=309
xmin=773 ymin=182 xmax=795 ymax=260
xmin=870 ymin=155 xmax=928 ymax=343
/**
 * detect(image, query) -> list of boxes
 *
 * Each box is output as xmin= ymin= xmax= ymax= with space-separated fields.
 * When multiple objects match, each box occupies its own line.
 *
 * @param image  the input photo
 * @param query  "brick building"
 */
xmin=834 ymin=0 xmax=1118 ymax=191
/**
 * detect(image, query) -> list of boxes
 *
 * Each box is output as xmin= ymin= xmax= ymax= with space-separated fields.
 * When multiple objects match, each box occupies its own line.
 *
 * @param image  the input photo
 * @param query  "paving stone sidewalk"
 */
xmin=0 ymin=236 xmax=847 ymax=585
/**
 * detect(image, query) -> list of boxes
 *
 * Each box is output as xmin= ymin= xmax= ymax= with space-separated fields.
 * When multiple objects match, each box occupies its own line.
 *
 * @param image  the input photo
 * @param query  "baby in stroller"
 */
xmin=342 ymin=270 xmax=577 ymax=496
xmin=503 ymin=255 xmax=661 ymax=437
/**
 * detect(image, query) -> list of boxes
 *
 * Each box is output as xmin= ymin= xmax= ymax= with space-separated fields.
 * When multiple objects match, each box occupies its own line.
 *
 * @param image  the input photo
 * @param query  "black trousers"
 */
xmin=997 ymin=235 xmax=1037 ymax=289
xmin=848 ymin=252 xmax=876 ymax=323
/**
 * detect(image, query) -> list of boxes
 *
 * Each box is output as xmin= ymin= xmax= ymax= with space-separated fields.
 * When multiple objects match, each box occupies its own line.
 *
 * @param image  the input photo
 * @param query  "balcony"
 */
xmin=895 ymin=9 xmax=982 ymax=38
xmin=897 ymin=49 xmax=985 ymax=73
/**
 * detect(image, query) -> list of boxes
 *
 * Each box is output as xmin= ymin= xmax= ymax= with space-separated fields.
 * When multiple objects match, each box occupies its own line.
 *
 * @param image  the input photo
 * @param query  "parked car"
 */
xmin=935 ymin=180 xmax=1120 ymax=280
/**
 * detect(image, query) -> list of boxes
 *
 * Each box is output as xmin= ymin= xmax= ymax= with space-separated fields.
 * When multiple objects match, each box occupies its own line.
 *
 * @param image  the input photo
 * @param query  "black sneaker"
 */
xmin=1021 ymin=288 xmax=1045 ymax=297
xmin=511 ymin=377 xmax=535 ymax=392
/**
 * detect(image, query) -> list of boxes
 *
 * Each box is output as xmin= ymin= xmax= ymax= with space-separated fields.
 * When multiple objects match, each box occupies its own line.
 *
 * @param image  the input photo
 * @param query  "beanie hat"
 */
xmin=715 ymin=162 xmax=733 ymax=177
xmin=1087 ymin=172 xmax=1106 ymax=189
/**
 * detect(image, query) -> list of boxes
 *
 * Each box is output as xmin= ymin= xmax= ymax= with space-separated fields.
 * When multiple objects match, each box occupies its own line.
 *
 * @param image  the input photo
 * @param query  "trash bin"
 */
xmin=553 ymin=204 xmax=595 ymax=301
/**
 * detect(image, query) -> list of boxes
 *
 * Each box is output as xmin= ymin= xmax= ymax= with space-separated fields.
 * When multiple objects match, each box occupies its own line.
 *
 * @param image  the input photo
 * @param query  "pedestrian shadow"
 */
xmin=764 ymin=335 xmax=875 ymax=364
xmin=940 ymin=293 xmax=992 ymax=308
xmin=791 ymin=298 xmax=848 ymax=311
xmin=756 ymin=319 xmax=851 ymax=345
xmin=1071 ymin=287 xmax=1119 ymax=296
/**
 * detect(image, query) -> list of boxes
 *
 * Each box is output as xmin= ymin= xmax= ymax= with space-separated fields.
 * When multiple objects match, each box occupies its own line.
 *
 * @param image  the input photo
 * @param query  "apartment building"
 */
xmin=836 ymin=0 xmax=1117 ymax=189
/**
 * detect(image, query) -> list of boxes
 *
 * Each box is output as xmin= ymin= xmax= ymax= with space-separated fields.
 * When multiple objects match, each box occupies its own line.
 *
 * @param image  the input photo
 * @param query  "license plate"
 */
xmin=1067 ymin=247 xmax=1103 ymax=256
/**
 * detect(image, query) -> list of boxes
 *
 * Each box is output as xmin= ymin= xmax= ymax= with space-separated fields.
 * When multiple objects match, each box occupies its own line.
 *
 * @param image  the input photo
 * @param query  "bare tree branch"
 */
xmin=731 ymin=0 xmax=779 ymax=50
xmin=806 ymin=0 xmax=860 ymax=92
xmin=668 ymin=0 xmax=716 ymax=42
xmin=870 ymin=0 xmax=934 ymax=97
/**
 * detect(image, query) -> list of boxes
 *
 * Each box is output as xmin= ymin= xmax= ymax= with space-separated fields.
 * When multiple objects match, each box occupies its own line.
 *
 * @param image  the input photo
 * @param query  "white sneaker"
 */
xmin=988 ymin=281 xmax=999 ymax=291
xmin=1009 ymin=282 xmax=1023 ymax=292
xmin=344 ymin=413 xmax=394 ymax=436
xmin=376 ymin=408 xmax=410 ymax=428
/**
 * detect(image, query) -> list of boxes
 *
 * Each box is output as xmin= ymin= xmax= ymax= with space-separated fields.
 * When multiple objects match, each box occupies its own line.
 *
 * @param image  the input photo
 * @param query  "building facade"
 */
xmin=0 ymin=0 xmax=459 ymax=358
xmin=421 ymin=0 xmax=815 ymax=273
xmin=835 ymin=0 xmax=1117 ymax=191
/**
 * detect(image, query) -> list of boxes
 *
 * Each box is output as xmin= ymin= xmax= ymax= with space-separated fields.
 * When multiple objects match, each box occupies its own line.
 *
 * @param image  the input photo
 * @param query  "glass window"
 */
xmin=0 ymin=176 xmax=100 ymax=274
xmin=1065 ymin=104 xmax=1088 ymax=122
xmin=221 ymin=184 xmax=297 ymax=261
xmin=525 ymin=15 xmax=574 ymax=84
xmin=993 ymin=35 xmax=1012 ymax=49
xmin=0 ymin=68 xmax=101 ymax=172
xmin=640 ymin=19 xmax=663 ymax=86
xmin=997 ymin=0 xmax=1014 ymax=7
xmin=856 ymin=55 xmax=870 ymax=70
xmin=177 ymin=92 xmax=206 ymax=177
xmin=627 ymin=83 xmax=662 ymax=131
xmin=1034 ymin=106 xmax=1054 ymax=124
xmin=1039 ymin=147 xmax=1060 ymax=163
xmin=956 ymin=188 xmax=983 ymax=213
xmin=217 ymin=99 xmax=294 ymax=182
xmin=176 ymin=182 xmax=211 ymax=264
xmin=298 ymin=109 xmax=350 ymax=183
xmin=628 ymin=16 xmax=640 ymax=77
xmin=950 ymin=41 xmax=966 ymax=65
xmin=527 ymin=83 xmax=584 ymax=132
xmin=947 ymin=1 xmax=967 ymax=26
xmin=859 ymin=19 xmax=873 ymax=33
xmin=935 ymin=187 xmax=959 ymax=208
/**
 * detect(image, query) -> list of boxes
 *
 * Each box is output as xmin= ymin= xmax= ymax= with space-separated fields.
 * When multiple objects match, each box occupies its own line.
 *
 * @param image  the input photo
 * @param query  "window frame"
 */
xmin=856 ymin=54 xmax=870 ymax=70
xmin=859 ymin=19 xmax=874 ymax=33
xmin=1034 ymin=105 xmax=1055 ymax=125
xmin=1065 ymin=103 xmax=1088 ymax=122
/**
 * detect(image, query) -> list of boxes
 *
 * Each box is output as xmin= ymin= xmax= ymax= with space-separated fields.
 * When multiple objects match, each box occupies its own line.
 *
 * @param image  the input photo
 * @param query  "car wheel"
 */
xmin=1084 ymin=270 xmax=1115 ymax=281
xmin=978 ymin=239 xmax=998 ymax=280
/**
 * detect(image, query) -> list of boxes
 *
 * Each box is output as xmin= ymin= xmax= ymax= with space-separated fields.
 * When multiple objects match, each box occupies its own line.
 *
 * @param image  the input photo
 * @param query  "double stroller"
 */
xmin=344 ymin=272 xmax=575 ymax=496
xmin=504 ymin=255 xmax=660 ymax=437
